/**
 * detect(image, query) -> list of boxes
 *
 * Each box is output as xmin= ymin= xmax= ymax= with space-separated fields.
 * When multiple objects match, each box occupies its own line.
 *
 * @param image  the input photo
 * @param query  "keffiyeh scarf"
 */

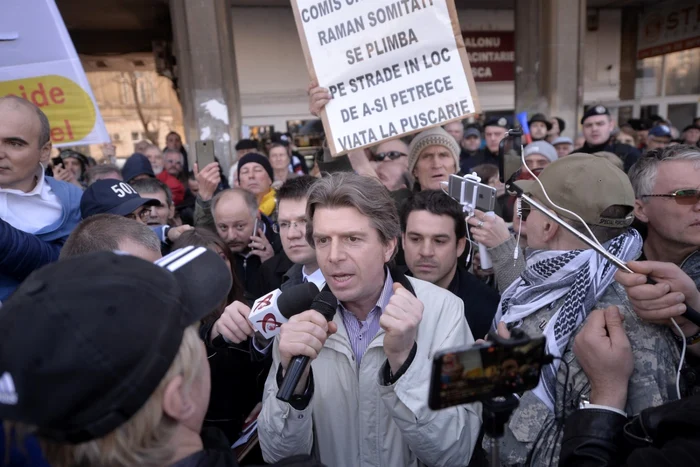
xmin=492 ymin=229 xmax=643 ymax=411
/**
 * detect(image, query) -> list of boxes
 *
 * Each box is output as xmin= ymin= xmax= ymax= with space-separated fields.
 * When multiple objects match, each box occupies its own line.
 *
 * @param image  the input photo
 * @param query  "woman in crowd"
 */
xmin=269 ymin=143 xmax=299 ymax=190
xmin=172 ymin=228 xmax=268 ymax=458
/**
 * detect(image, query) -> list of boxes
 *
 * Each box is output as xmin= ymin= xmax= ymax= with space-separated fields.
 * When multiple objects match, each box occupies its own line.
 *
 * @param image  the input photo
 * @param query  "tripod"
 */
xmin=482 ymin=395 xmax=520 ymax=467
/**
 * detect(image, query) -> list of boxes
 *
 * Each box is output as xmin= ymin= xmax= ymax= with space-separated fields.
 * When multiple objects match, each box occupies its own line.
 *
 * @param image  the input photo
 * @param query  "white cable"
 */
xmin=520 ymin=145 xmax=607 ymax=252
xmin=670 ymin=317 xmax=686 ymax=400
xmin=514 ymin=198 xmax=522 ymax=260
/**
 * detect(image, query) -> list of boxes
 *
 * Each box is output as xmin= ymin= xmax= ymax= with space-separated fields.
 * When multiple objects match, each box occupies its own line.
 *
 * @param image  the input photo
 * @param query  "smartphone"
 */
xmin=195 ymin=140 xmax=216 ymax=168
xmin=51 ymin=156 xmax=63 ymax=169
xmin=252 ymin=218 xmax=260 ymax=238
xmin=447 ymin=174 xmax=497 ymax=212
xmin=428 ymin=336 xmax=547 ymax=410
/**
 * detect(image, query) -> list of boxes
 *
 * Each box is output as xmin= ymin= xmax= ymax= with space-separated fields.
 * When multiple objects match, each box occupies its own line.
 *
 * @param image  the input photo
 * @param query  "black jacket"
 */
xmin=459 ymin=149 xmax=480 ymax=174
xmin=257 ymin=251 xmax=295 ymax=296
xmin=463 ymin=148 xmax=499 ymax=171
xmin=447 ymin=264 xmax=501 ymax=340
xmin=199 ymin=323 xmax=271 ymax=443
xmin=236 ymin=216 xmax=281 ymax=300
xmin=559 ymin=394 xmax=700 ymax=466
xmin=574 ymin=141 xmax=641 ymax=173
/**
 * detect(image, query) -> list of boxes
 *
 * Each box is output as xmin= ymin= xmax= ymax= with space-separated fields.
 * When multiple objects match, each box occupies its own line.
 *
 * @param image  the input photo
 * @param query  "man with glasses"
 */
xmin=628 ymin=144 xmax=700 ymax=355
xmin=80 ymin=179 xmax=192 ymax=249
xmin=258 ymin=176 xmax=324 ymax=295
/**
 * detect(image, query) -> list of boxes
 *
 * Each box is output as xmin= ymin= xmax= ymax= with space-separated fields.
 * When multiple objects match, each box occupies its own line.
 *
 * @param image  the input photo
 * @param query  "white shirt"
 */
xmin=0 ymin=168 xmax=62 ymax=234
xmin=302 ymin=265 xmax=326 ymax=290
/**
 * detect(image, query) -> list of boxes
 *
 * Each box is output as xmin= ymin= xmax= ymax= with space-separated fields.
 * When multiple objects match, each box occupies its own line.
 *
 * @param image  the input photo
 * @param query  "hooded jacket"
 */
xmin=258 ymin=269 xmax=482 ymax=467
xmin=122 ymin=153 xmax=185 ymax=205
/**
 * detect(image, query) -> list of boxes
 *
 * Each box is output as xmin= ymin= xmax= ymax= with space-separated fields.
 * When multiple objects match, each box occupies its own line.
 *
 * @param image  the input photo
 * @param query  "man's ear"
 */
xmin=162 ymin=375 xmax=195 ymax=421
xmin=542 ymin=219 xmax=559 ymax=243
xmin=39 ymin=142 xmax=52 ymax=166
xmin=383 ymin=236 xmax=398 ymax=264
xmin=634 ymin=199 xmax=649 ymax=224
xmin=456 ymin=236 xmax=467 ymax=258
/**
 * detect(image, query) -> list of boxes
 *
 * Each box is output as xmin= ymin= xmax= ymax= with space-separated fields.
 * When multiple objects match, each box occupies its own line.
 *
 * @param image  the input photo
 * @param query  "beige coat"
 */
xmin=258 ymin=276 xmax=482 ymax=467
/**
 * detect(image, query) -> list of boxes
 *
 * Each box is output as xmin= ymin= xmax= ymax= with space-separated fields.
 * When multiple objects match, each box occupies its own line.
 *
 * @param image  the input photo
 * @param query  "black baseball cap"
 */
xmin=484 ymin=116 xmax=511 ymax=129
xmin=80 ymin=179 xmax=159 ymax=219
xmin=0 ymin=247 xmax=232 ymax=443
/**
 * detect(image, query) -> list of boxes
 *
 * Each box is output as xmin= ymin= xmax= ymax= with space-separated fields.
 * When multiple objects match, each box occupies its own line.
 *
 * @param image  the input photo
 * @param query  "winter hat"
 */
xmin=524 ymin=141 xmax=558 ymax=163
xmin=407 ymin=127 xmax=460 ymax=174
xmin=238 ymin=152 xmax=273 ymax=182
xmin=121 ymin=153 xmax=155 ymax=183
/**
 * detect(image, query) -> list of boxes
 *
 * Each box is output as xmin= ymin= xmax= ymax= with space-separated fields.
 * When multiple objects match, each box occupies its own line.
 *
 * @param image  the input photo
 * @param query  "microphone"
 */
xmin=248 ymin=282 xmax=320 ymax=340
xmin=277 ymin=291 xmax=338 ymax=402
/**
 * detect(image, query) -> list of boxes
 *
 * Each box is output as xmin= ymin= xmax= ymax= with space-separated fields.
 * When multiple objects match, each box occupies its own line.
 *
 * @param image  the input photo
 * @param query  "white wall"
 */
xmin=231 ymin=7 xmax=622 ymax=128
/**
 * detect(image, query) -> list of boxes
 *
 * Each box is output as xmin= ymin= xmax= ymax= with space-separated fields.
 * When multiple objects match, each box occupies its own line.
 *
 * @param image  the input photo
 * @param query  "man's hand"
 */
xmin=573 ymin=306 xmax=633 ymax=410
xmin=194 ymin=162 xmax=221 ymax=202
xmin=380 ymin=283 xmax=424 ymax=373
xmin=249 ymin=227 xmax=274 ymax=263
xmin=53 ymin=165 xmax=81 ymax=188
xmin=308 ymin=80 xmax=331 ymax=117
xmin=279 ymin=310 xmax=337 ymax=393
xmin=211 ymin=300 xmax=255 ymax=344
xmin=615 ymin=260 xmax=700 ymax=337
xmin=472 ymin=250 xmax=494 ymax=277
xmin=167 ymin=225 xmax=193 ymax=242
xmin=467 ymin=209 xmax=512 ymax=248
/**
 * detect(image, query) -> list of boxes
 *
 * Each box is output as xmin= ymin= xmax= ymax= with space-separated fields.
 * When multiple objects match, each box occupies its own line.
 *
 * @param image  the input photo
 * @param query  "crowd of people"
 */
xmin=0 ymin=81 xmax=699 ymax=467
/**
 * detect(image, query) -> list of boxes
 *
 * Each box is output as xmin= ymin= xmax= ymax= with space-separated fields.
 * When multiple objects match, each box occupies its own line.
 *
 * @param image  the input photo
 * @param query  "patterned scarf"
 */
xmin=492 ymin=229 xmax=643 ymax=411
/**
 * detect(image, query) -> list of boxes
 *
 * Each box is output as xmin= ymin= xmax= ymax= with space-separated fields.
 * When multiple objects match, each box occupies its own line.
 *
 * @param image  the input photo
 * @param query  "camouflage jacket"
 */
xmin=484 ymin=282 xmax=681 ymax=466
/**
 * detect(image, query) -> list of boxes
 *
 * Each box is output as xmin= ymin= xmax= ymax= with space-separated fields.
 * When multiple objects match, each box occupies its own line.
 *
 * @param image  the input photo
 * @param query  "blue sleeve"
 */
xmin=0 ymin=219 xmax=62 ymax=281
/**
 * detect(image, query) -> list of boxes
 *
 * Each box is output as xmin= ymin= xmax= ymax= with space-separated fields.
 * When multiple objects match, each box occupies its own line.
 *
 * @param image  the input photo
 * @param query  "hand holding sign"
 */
xmin=292 ymin=0 xmax=479 ymax=156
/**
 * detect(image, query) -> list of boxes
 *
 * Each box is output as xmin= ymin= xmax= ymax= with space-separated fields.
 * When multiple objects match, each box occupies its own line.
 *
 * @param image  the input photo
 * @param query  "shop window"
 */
xmin=635 ymin=56 xmax=663 ymax=98
xmin=664 ymin=49 xmax=700 ymax=96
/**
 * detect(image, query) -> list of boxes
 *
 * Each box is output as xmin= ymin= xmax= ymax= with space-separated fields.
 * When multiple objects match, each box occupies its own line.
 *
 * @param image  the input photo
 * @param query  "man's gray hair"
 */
xmin=305 ymin=172 xmax=400 ymax=259
xmin=211 ymin=188 xmax=258 ymax=221
xmin=629 ymin=145 xmax=700 ymax=200
xmin=163 ymin=148 xmax=184 ymax=162
xmin=60 ymin=214 xmax=161 ymax=259
xmin=0 ymin=95 xmax=51 ymax=147
xmin=131 ymin=178 xmax=173 ymax=207
xmin=84 ymin=164 xmax=122 ymax=186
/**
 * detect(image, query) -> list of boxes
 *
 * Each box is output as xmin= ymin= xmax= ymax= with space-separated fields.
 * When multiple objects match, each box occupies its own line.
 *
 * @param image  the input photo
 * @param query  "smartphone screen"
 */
xmin=195 ymin=140 xmax=216 ymax=168
xmin=252 ymin=218 xmax=260 ymax=238
xmin=428 ymin=337 xmax=547 ymax=410
xmin=51 ymin=156 xmax=63 ymax=168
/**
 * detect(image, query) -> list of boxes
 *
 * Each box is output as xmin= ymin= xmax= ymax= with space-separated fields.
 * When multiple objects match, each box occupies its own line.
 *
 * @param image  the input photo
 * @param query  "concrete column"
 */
xmin=169 ymin=0 xmax=242 ymax=173
xmin=515 ymin=0 xmax=586 ymax=137
xmin=619 ymin=6 xmax=639 ymax=101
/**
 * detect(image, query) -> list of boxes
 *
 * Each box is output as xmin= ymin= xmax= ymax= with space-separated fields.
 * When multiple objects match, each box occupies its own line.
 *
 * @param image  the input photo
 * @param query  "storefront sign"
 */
xmin=291 ymin=0 xmax=480 ymax=155
xmin=0 ymin=0 xmax=109 ymax=146
xmin=463 ymin=31 xmax=515 ymax=82
xmin=637 ymin=1 xmax=700 ymax=59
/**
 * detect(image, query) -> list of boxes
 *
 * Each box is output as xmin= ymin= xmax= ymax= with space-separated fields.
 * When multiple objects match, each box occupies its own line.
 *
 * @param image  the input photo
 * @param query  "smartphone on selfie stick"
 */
xmin=429 ymin=329 xmax=551 ymax=467
xmin=499 ymin=131 xmax=700 ymax=328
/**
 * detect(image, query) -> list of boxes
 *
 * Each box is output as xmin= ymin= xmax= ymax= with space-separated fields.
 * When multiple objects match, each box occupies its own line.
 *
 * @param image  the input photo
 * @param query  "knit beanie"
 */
xmin=407 ymin=127 xmax=460 ymax=174
xmin=238 ymin=152 xmax=273 ymax=183
xmin=523 ymin=141 xmax=558 ymax=163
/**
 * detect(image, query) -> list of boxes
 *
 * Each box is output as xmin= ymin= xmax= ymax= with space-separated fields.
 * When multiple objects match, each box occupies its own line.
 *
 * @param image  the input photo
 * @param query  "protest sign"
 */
xmin=0 ymin=0 xmax=109 ymax=147
xmin=292 ymin=0 xmax=480 ymax=155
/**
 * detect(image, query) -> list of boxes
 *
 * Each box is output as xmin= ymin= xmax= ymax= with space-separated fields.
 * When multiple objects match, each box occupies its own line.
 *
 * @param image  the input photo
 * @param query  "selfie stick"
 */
xmin=454 ymin=173 xmax=495 ymax=270
xmin=506 ymin=181 xmax=700 ymax=327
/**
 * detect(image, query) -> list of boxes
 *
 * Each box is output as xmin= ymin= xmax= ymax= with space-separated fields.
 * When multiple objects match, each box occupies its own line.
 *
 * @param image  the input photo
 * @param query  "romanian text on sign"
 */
xmin=294 ymin=0 xmax=478 ymax=154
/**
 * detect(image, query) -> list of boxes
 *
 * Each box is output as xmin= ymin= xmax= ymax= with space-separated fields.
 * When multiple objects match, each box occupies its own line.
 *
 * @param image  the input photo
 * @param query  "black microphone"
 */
xmin=247 ymin=282 xmax=320 ymax=340
xmin=277 ymin=291 xmax=338 ymax=402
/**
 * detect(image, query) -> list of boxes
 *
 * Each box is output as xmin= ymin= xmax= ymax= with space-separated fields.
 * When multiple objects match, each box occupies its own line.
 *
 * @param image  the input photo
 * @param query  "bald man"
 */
xmin=0 ymin=96 xmax=82 ymax=301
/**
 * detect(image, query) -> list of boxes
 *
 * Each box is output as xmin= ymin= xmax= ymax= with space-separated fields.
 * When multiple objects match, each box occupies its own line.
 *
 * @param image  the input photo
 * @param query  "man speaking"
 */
xmin=258 ymin=173 xmax=481 ymax=467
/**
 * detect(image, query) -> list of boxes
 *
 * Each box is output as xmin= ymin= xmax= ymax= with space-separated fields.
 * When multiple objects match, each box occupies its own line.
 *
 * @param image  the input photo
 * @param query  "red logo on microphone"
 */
xmin=252 ymin=293 xmax=274 ymax=313
xmin=257 ymin=313 xmax=283 ymax=332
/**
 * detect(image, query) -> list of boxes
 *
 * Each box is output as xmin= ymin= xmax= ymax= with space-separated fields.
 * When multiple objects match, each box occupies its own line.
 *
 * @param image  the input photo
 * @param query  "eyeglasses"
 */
xmin=373 ymin=151 xmax=407 ymax=162
xmin=126 ymin=207 xmax=151 ymax=222
xmin=641 ymin=189 xmax=700 ymax=205
xmin=519 ymin=200 xmax=531 ymax=221
xmin=273 ymin=219 xmax=307 ymax=234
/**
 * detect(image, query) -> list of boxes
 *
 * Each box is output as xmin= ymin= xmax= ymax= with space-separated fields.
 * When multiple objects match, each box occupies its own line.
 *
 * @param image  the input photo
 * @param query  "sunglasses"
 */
xmin=519 ymin=199 xmax=531 ymax=221
xmin=641 ymin=189 xmax=700 ymax=205
xmin=373 ymin=151 xmax=406 ymax=162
